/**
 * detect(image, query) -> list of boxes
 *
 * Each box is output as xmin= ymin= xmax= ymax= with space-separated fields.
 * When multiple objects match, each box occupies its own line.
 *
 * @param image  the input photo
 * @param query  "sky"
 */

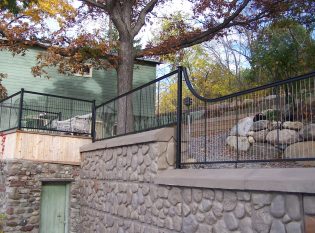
xmin=137 ymin=0 xmax=193 ymax=45
xmin=53 ymin=0 xmax=194 ymax=75
xmin=138 ymin=0 xmax=194 ymax=75
xmin=61 ymin=0 xmax=194 ymax=46
xmin=45 ymin=0 xmax=247 ymax=76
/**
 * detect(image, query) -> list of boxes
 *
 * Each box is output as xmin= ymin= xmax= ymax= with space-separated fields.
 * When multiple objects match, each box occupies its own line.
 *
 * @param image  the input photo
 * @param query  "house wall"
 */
xmin=79 ymin=127 xmax=315 ymax=233
xmin=0 ymin=159 xmax=80 ymax=233
xmin=0 ymin=48 xmax=157 ymax=105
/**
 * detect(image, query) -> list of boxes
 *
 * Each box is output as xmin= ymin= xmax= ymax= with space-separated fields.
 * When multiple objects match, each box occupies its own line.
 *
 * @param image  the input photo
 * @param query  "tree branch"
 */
xmin=110 ymin=3 xmax=130 ymax=37
xmin=80 ymin=0 xmax=107 ymax=10
xmin=121 ymin=0 xmax=133 ymax=36
xmin=138 ymin=0 xmax=251 ymax=56
xmin=132 ymin=0 xmax=159 ymax=37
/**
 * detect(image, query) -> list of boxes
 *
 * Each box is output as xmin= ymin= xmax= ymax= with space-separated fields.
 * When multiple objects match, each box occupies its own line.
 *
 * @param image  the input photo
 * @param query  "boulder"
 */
xmin=252 ymin=130 xmax=269 ymax=142
xmin=243 ymin=99 xmax=254 ymax=108
xmin=248 ymin=143 xmax=281 ymax=160
xmin=265 ymin=95 xmax=277 ymax=100
xmin=266 ymin=129 xmax=301 ymax=145
xmin=226 ymin=136 xmax=250 ymax=152
xmin=247 ymin=131 xmax=254 ymax=136
xmin=248 ymin=136 xmax=255 ymax=144
xmin=253 ymin=113 xmax=267 ymax=122
xmin=284 ymin=141 xmax=315 ymax=158
xmin=270 ymin=121 xmax=282 ymax=130
xmin=251 ymin=120 xmax=269 ymax=131
xmin=229 ymin=117 xmax=254 ymax=136
xmin=283 ymin=121 xmax=303 ymax=131
xmin=299 ymin=124 xmax=315 ymax=140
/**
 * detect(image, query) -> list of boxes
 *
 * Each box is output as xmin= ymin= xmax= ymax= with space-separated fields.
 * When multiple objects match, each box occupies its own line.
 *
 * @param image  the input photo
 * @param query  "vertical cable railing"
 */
xmin=0 ymin=91 xmax=22 ymax=132
xmin=2 ymin=69 xmax=314 ymax=168
xmin=0 ymin=89 xmax=94 ymax=136
xmin=179 ymin=69 xmax=315 ymax=168
xmin=95 ymin=69 xmax=180 ymax=141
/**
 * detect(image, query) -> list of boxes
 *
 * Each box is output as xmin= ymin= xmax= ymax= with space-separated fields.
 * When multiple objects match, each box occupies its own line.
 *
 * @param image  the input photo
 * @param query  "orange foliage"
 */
xmin=0 ymin=0 xmax=314 ymax=79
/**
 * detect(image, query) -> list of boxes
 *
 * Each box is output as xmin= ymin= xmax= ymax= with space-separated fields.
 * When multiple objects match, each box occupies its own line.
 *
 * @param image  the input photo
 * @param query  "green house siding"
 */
xmin=0 ymin=47 xmax=157 ymax=105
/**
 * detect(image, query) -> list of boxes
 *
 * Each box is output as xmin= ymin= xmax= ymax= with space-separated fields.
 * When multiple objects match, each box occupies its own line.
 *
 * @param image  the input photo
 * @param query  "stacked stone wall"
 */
xmin=0 ymin=161 xmax=5 ymax=233
xmin=0 ymin=159 xmax=80 ymax=233
xmin=80 ymin=129 xmax=315 ymax=233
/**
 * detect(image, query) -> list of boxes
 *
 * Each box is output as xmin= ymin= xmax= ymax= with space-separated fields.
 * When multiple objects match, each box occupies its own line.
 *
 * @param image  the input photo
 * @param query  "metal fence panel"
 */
xmin=95 ymin=70 xmax=179 ymax=140
xmin=0 ymin=90 xmax=94 ymax=136
xmin=0 ymin=92 xmax=21 ymax=132
xmin=180 ymin=69 xmax=315 ymax=168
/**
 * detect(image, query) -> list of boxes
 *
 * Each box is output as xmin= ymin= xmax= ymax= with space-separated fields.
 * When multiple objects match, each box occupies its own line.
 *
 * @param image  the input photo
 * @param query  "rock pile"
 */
xmin=226 ymin=116 xmax=315 ymax=160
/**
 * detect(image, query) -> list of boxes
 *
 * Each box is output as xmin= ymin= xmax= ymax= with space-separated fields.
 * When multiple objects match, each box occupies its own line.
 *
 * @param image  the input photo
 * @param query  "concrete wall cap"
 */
xmin=80 ymin=127 xmax=175 ymax=152
xmin=155 ymin=168 xmax=315 ymax=194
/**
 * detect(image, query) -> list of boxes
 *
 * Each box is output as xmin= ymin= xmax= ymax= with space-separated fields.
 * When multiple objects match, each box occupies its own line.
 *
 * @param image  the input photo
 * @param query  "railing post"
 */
xmin=176 ymin=66 xmax=183 ymax=169
xmin=18 ymin=88 xmax=24 ymax=130
xmin=139 ymin=89 xmax=142 ymax=131
xmin=204 ymin=101 xmax=207 ymax=163
xmin=235 ymin=96 xmax=239 ymax=168
xmin=91 ymin=100 xmax=96 ymax=142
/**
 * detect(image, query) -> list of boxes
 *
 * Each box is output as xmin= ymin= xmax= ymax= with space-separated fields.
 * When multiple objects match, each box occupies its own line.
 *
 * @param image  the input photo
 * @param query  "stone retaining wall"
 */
xmin=0 ymin=161 xmax=5 ymax=233
xmin=80 ymin=128 xmax=315 ymax=233
xmin=0 ymin=159 xmax=80 ymax=233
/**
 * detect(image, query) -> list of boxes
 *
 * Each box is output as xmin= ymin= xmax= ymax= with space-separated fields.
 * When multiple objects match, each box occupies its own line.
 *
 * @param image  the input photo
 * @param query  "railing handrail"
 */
xmin=24 ymin=90 xmax=94 ymax=103
xmin=0 ymin=91 xmax=21 ymax=104
xmin=96 ymin=69 xmax=179 ymax=108
xmin=180 ymin=68 xmax=315 ymax=168
xmin=0 ymin=90 xmax=94 ymax=103
xmin=0 ymin=89 xmax=94 ymax=135
xmin=183 ymin=68 xmax=315 ymax=103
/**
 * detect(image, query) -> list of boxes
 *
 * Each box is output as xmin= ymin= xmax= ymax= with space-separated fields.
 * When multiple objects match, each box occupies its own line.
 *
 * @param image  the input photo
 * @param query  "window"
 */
xmin=74 ymin=65 xmax=93 ymax=78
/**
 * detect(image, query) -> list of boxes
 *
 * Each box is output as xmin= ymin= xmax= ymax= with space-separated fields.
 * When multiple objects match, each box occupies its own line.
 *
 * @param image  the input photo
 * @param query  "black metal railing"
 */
xmin=0 ymin=91 xmax=21 ymax=132
xmin=0 ymin=89 xmax=95 ymax=136
xmin=178 ymin=69 xmax=315 ymax=168
xmin=2 ymin=68 xmax=314 ymax=168
xmin=95 ymin=69 xmax=181 ymax=140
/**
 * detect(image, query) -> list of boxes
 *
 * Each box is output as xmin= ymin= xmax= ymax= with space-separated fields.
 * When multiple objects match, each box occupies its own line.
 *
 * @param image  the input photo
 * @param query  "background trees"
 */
xmin=249 ymin=20 xmax=315 ymax=83
xmin=1 ymin=0 xmax=315 ymax=132
xmin=157 ymin=19 xmax=315 ymax=109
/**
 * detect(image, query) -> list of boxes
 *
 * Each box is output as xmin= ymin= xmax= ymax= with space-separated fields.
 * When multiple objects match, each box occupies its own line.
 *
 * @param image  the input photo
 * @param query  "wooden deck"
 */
xmin=1 ymin=130 xmax=91 ymax=164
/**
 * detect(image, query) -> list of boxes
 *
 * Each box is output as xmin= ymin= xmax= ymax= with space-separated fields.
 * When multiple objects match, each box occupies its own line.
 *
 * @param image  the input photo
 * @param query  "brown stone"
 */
xmin=15 ymin=208 xmax=25 ymax=214
xmin=9 ymin=180 xmax=26 ymax=187
xmin=6 ymin=221 xmax=18 ymax=227
xmin=305 ymin=215 xmax=315 ymax=233
xmin=20 ymin=225 xmax=34 ymax=231
xmin=6 ymin=207 xmax=14 ymax=215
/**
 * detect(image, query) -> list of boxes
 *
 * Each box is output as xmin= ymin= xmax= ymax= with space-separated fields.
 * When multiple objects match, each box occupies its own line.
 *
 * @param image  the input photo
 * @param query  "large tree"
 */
xmin=250 ymin=20 xmax=315 ymax=82
xmin=1 ymin=0 xmax=315 ymax=132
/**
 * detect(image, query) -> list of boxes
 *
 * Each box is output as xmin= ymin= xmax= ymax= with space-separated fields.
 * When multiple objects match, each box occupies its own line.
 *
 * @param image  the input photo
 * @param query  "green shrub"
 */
xmin=264 ymin=109 xmax=281 ymax=121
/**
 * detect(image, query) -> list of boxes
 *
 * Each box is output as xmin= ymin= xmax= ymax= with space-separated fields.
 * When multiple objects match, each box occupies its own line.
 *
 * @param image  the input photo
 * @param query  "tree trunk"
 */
xmin=116 ymin=38 xmax=134 ymax=134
